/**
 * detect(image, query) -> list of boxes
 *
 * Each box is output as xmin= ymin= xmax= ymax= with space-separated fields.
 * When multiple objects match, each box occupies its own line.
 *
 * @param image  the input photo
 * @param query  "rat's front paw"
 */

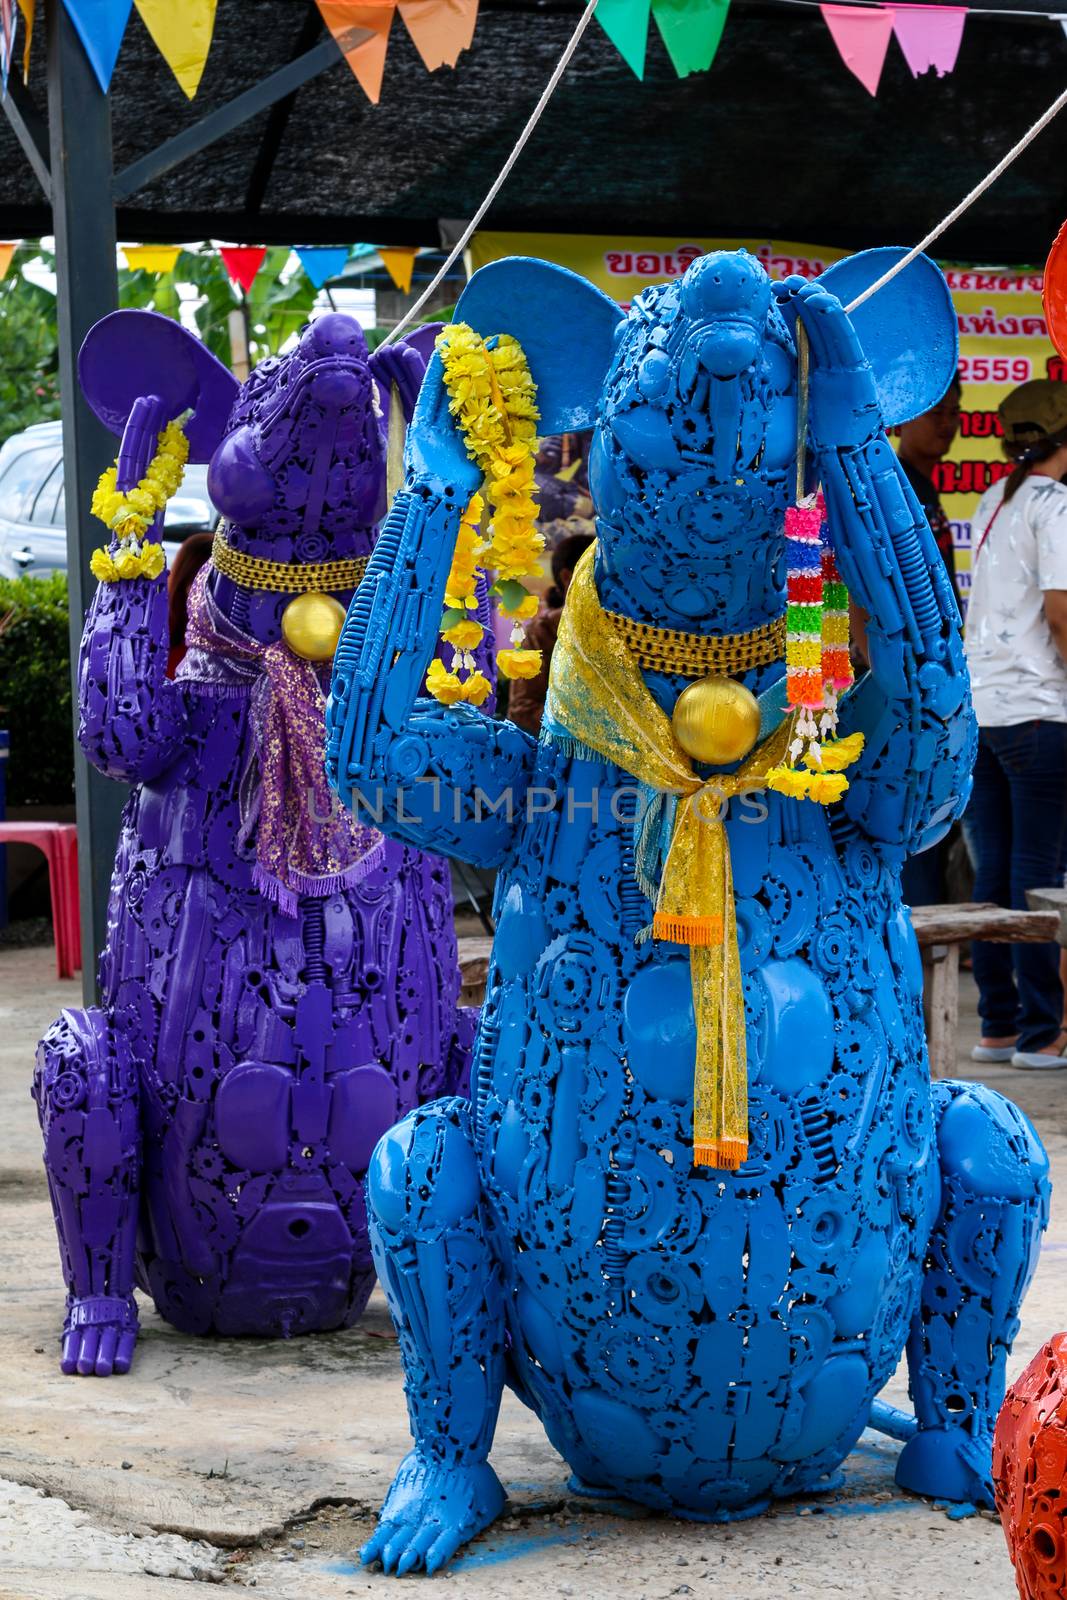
xmin=60 ymin=1294 xmax=139 ymax=1377
xmin=361 ymin=1451 xmax=505 ymax=1576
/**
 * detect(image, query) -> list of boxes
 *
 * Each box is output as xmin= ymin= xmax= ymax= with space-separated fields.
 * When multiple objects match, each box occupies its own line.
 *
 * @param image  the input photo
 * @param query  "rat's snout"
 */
xmin=308 ymin=367 xmax=364 ymax=408
xmin=692 ymin=323 xmax=761 ymax=379
xmin=297 ymin=314 xmax=370 ymax=409
xmin=680 ymin=254 xmax=770 ymax=380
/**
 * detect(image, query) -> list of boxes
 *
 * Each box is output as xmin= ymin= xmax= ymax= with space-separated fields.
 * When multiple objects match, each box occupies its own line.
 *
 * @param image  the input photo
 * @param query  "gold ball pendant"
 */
xmin=672 ymin=675 xmax=761 ymax=765
xmin=281 ymin=592 xmax=347 ymax=662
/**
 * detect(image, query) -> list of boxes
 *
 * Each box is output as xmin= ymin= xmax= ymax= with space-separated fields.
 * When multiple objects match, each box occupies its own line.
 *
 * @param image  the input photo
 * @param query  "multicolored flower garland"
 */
xmin=766 ymin=493 xmax=864 ymax=802
xmin=428 ymin=323 xmax=545 ymax=706
xmin=89 ymin=419 xmax=189 ymax=583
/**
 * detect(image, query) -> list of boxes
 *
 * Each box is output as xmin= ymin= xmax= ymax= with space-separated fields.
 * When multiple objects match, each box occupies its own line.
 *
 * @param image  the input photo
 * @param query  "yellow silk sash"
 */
xmin=545 ymin=545 xmax=794 ymax=1171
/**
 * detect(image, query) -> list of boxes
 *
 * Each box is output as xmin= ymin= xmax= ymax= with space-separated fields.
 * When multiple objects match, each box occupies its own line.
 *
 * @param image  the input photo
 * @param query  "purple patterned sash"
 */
xmin=178 ymin=567 xmax=384 ymax=916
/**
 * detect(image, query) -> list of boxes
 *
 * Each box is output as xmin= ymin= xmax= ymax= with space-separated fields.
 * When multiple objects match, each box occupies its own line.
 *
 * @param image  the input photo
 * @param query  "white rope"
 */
xmin=846 ymin=80 xmax=1067 ymax=310
xmin=382 ymin=0 xmax=601 ymax=345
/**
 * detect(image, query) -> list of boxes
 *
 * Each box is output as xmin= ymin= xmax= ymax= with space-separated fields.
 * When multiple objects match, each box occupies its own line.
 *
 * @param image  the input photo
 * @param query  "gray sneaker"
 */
xmin=971 ymin=1043 xmax=1018 ymax=1063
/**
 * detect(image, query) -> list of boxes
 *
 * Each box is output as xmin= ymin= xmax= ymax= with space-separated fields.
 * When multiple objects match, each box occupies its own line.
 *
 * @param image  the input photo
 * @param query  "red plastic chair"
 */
xmin=0 ymin=822 xmax=81 ymax=978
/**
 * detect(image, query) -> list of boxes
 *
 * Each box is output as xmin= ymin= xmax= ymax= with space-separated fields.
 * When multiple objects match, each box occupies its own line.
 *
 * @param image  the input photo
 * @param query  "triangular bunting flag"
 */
xmin=219 ymin=246 xmax=267 ymax=293
xmin=132 ymin=0 xmax=216 ymax=98
xmin=820 ymin=3 xmax=894 ymax=96
xmin=17 ymin=0 xmax=33 ymax=80
xmin=651 ymin=0 xmax=730 ymax=76
xmin=296 ymin=246 xmax=350 ymax=289
xmin=379 ymin=246 xmax=417 ymax=294
xmin=596 ymin=0 xmax=652 ymax=79
xmin=122 ymin=244 xmax=181 ymax=273
xmin=891 ymin=3 xmax=966 ymax=78
xmin=0 ymin=243 xmax=17 ymax=281
xmin=398 ymin=0 xmax=478 ymax=70
xmin=316 ymin=1 xmax=395 ymax=104
xmin=1 ymin=0 xmax=16 ymax=94
xmin=61 ymin=0 xmax=134 ymax=93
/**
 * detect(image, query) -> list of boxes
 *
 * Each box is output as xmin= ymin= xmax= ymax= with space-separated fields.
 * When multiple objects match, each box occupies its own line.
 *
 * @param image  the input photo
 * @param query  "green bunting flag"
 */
xmin=652 ymin=0 xmax=730 ymax=76
xmin=598 ymin=0 xmax=729 ymax=79
xmin=595 ymin=0 xmax=651 ymax=79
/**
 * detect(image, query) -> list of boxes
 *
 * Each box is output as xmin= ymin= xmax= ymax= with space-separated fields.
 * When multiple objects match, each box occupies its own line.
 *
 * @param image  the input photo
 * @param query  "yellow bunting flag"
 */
xmin=17 ymin=0 xmax=33 ymax=80
xmin=0 ymin=244 xmax=17 ymax=281
xmin=122 ymin=244 xmax=182 ymax=274
xmin=316 ymin=1 xmax=396 ymax=104
xmin=133 ymin=0 xmax=217 ymax=99
xmin=379 ymin=245 xmax=417 ymax=294
xmin=398 ymin=0 xmax=478 ymax=69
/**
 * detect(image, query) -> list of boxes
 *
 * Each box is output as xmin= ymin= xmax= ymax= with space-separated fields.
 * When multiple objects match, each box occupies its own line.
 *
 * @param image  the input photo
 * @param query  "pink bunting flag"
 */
xmin=891 ymin=3 xmax=966 ymax=77
xmin=820 ymin=3 xmax=894 ymax=96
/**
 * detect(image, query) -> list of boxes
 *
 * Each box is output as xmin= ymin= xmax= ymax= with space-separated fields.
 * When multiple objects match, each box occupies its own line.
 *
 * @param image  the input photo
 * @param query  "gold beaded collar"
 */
xmin=603 ymin=606 xmax=786 ymax=678
xmin=210 ymin=528 xmax=369 ymax=594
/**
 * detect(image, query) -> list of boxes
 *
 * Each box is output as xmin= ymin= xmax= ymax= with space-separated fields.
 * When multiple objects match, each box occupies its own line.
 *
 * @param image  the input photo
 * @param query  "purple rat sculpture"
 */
xmin=34 ymin=309 xmax=481 ymax=1376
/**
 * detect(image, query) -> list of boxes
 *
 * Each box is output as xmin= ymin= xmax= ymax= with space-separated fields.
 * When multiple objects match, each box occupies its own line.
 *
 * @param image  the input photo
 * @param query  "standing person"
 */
xmin=965 ymin=379 xmax=1067 ymax=1069
xmin=898 ymin=372 xmax=962 ymax=608
xmin=507 ymin=526 xmax=594 ymax=736
xmin=166 ymin=531 xmax=214 ymax=677
xmin=896 ymin=374 xmax=964 ymax=907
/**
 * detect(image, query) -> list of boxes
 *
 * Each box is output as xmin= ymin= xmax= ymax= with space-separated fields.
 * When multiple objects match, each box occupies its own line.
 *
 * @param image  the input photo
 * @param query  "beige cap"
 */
xmin=999 ymin=379 xmax=1067 ymax=446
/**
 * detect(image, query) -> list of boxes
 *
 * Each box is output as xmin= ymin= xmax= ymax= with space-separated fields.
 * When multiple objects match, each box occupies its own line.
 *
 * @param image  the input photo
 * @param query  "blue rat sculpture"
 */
xmin=326 ymin=250 xmax=1050 ymax=1575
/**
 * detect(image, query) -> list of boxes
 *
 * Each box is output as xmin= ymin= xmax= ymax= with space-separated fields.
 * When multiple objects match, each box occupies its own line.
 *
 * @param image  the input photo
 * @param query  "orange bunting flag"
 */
xmin=379 ymin=246 xmax=417 ymax=294
xmin=133 ymin=0 xmax=217 ymax=98
xmin=219 ymin=246 xmax=267 ymax=293
xmin=398 ymin=0 xmax=478 ymax=69
xmin=0 ymin=243 xmax=17 ymax=281
xmin=316 ymin=1 xmax=395 ymax=104
xmin=122 ymin=244 xmax=181 ymax=273
xmin=17 ymin=0 xmax=33 ymax=80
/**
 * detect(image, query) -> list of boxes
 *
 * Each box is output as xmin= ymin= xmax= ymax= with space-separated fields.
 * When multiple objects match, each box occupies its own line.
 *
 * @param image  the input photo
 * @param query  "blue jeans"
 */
xmin=901 ymin=836 xmax=948 ymax=906
xmin=965 ymin=720 xmax=1067 ymax=1051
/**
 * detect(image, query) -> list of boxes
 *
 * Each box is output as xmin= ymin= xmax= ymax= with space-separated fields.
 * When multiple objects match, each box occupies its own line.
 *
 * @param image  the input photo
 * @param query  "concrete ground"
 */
xmin=1 ymin=946 xmax=1062 ymax=1600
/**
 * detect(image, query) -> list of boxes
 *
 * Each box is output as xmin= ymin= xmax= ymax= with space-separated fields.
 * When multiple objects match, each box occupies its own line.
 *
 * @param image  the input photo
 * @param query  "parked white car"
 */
xmin=0 ymin=419 xmax=217 ymax=580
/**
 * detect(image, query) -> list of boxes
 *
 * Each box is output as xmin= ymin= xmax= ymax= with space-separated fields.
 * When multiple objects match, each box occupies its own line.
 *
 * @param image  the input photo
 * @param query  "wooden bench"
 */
xmin=458 ymin=935 xmax=493 ymax=1008
xmin=909 ymin=902 xmax=1059 ymax=1078
xmin=459 ymin=906 xmax=1061 ymax=1081
xmin=1025 ymin=886 xmax=1067 ymax=945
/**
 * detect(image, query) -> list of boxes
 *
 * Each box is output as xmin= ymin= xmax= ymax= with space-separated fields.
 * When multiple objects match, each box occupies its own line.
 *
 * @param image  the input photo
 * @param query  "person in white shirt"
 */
xmin=965 ymin=379 xmax=1067 ymax=1069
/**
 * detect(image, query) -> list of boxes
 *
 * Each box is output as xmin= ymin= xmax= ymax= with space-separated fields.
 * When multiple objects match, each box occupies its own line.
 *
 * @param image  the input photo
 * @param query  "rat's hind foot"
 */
xmin=360 ymin=1453 xmax=505 ymax=1576
xmin=900 ymin=1081 xmax=1048 ymax=1508
xmin=60 ymin=1294 xmax=139 ymax=1377
xmin=896 ymin=1425 xmax=994 ymax=1508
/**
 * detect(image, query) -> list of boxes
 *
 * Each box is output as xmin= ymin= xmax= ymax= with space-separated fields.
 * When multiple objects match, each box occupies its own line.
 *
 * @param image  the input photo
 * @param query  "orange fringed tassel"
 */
xmin=652 ymin=912 xmax=724 ymax=947
xmin=694 ymin=1138 xmax=748 ymax=1171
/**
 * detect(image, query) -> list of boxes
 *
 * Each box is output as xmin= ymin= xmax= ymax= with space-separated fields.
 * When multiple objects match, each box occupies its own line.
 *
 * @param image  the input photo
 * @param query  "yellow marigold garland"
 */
xmin=89 ymin=419 xmax=189 ymax=583
xmin=432 ymin=324 xmax=545 ymax=704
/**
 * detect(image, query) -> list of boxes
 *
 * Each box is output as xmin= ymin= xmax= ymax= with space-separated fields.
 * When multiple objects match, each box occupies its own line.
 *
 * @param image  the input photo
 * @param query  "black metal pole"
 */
xmin=45 ymin=0 xmax=125 ymax=1003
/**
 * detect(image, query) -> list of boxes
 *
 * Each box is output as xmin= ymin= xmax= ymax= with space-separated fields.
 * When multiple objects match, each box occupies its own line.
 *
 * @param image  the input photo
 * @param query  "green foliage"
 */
xmin=0 ymin=270 xmax=61 ymax=448
xmin=0 ymin=572 xmax=73 ymax=806
xmin=118 ymin=245 xmax=320 ymax=365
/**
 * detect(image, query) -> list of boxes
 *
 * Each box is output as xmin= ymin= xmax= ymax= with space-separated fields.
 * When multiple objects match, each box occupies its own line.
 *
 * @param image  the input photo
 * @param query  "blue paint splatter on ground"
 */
xmin=323 ymin=1523 xmax=590 ymax=1578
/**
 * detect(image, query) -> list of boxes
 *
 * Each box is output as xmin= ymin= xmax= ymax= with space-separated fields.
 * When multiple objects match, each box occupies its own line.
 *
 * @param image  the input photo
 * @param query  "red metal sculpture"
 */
xmin=993 ymin=1333 xmax=1067 ymax=1600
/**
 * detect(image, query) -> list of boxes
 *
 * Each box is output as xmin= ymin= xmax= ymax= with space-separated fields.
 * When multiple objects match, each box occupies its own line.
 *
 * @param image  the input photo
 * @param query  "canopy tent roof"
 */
xmin=2 ymin=0 xmax=1066 ymax=263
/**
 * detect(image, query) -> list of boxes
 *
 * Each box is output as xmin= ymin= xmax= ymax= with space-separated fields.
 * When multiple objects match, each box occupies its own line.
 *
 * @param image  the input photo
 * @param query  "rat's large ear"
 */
xmin=79 ymin=309 xmax=240 ymax=463
xmin=814 ymin=248 xmax=959 ymax=426
xmin=453 ymin=258 xmax=624 ymax=432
